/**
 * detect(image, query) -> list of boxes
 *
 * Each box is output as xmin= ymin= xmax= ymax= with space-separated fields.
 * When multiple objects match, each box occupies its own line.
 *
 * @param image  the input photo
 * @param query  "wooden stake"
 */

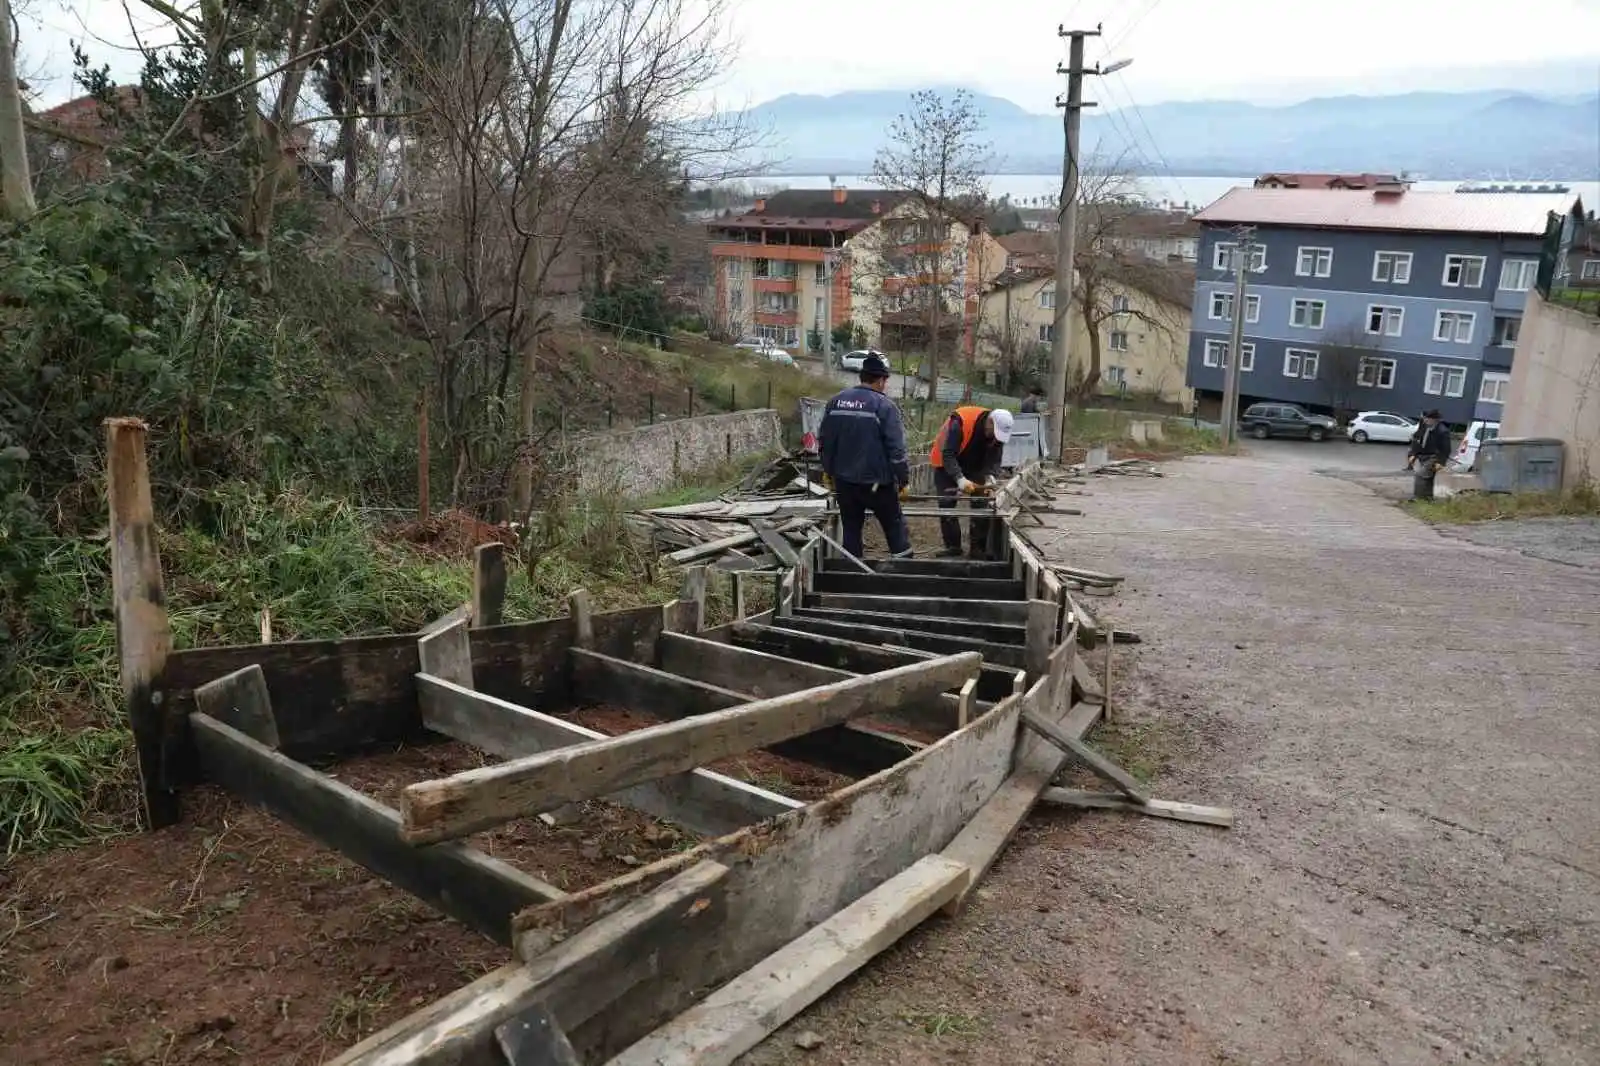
xmin=105 ymin=417 xmax=177 ymax=830
xmin=258 ymin=608 xmax=272 ymax=644
xmin=814 ymin=530 xmax=872 ymax=574
xmin=731 ymin=571 xmax=746 ymax=621
xmin=417 ymin=388 xmax=431 ymax=523
xmin=1103 ymin=628 xmax=1115 ymax=721
xmin=568 ymin=588 xmax=594 ymax=649
xmin=473 ymin=542 xmax=507 ymax=628
xmin=957 ymin=677 xmax=977 ymax=728
xmin=680 ymin=565 xmax=708 ymax=632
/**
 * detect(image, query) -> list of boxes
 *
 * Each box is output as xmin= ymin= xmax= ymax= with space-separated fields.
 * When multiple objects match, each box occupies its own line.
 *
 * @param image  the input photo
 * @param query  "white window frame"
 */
xmin=1424 ymin=363 xmax=1467 ymax=398
xmin=1493 ymin=316 xmax=1521 ymax=347
xmin=1108 ymin=330 xmax=1129 ymax=352
xmin=1203 ymin=339 xmax=1227 ymax=368
xmin=1498 ymin=258 xmax=1537 ymax=292
xmin=814 ymin=263 xmax=826 ymax=283
xmin=1442 ymin=254 xmax=1486 ymax=288
xmin=1296 ymin=246 xmax=1333 ymax=278
xmin=1372 ymin=250 xmax=1413 ymax=284
xmin=1358 ymin=356 xmax=1398 ymax=389
xmin=1582 ymin=259 xmax=1600 ymax=280
xmin=1213 ymin=241 xmax=1265 ymax=273
xmin=1111 ymin=294 xmax=1131 ymax=314
xmin=1239 ymin=342 xmax=1256 ymax=371
xmin=1367 ymin=304 xmax=1404 ymax=337
xmin=1038 ymin=323 xmax=1054 ymax=343
xmin=1290 ymin=298 xmax=1327 ymax=329
xmin=1433 ymin=310 xmax=1476 ymax=344
xmin=1283 ymin=348 xmax=1320 ymax=379
xmin=1039 ymin=288 xmax=1056 ymax=310
xmin=1479 ymin=371 xmax=1511 ymax=404
xmin=1244 ymin=294 xmax=1260 ymax=323
xmin=1208 ymin=291 xmax=1233 ymax=320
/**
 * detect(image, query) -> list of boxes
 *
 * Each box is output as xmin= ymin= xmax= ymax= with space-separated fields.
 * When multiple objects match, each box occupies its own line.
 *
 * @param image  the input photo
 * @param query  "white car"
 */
xmin=1450 ymin=420 xmax=1500 ymax=471
xmin=756 ymin=346 xmax=795 ymax=367
xmin=838 ymin=348 xmax=884 ymax=373
xmin=1347 ymin=411 xmax=1418 ymax=444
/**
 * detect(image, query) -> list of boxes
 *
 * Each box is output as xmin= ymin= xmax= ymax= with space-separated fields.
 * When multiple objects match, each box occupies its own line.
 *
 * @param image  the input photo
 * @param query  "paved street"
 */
xmin=746 ymin=447 xmax=1600 ymax=1065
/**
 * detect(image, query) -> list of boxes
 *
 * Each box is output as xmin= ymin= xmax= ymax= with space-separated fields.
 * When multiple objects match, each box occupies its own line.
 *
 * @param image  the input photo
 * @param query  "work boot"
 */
xmin=936 ymin=547 xmax=963 ymax=559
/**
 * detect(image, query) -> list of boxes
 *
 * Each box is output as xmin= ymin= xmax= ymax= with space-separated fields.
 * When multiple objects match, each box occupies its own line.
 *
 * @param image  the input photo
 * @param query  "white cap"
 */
xmin=990 ymin=408 xmax=1014 ymax=443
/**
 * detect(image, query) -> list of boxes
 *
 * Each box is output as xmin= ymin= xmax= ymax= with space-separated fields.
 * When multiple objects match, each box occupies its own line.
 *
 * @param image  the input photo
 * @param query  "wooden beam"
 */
xmin=400 ymin=654 xmax=981 ymax=844
xmin=1039 ymin=789 xmax=1234 ymax=828
xmin=331 ymin=861 xmax=729 ymax=1066
xmin=472 ymin=543 xmax=508 ymax=628
xmin=822 ymin=556 xmax=1014 ymax=580
xmin=768 ymin=615 xmax=1025 ymax=671
xmin=942 ymin=698 xmax=1101 ymax=913
xmin=417 ymin=618 xmax=473 ymax=687
xmin=957 ymin=678 xmax=977 ymax=728
xmin=1025 ymin=599 xmax=1055 ymax=680
xmin=191 ymin=713 xmax=560 ymax=946
xmin=805 ymin=591 xmax=1027 ymax=625
xmin=1020 ymin=709 xmax=1147 ymax=803
xmin=752 ymin=520 xmax=800 ymax=567
xmin=669 ymin=530 xmax=760 ymax=565
xmin=658 ymin=631 xmax=853 ymax=698
xmin=729 ymin=624 xmax=1018 ymax=704
xmin=106 ymin=417 xmax=178 ymax=829
xmin=418 ymin=602 xmax=471 ymax=637
xmin=811 ymin=571 xmax=1025 ymax=601
xmin=193 ymin=665 xmax=279 ymax=748
xmin=495 ymin=1002 xmax=581 ymax=1066
xmin=608 ymin=854 xmax=969 ymax=1066
xmin=1072 ymin=656 xmax=1105 ymax=705
xmin=1104 ymin=629 xmax=1116 ymax=721
xmin=569 ymin=588 xmax=595 ymax=648
xmin=418 ymin=674 xmax=798 ymax=837
xmin=795 ymin=605 xmax=1024 ymax=646
xmin=680 ymin=565 xmax=709 ymax=632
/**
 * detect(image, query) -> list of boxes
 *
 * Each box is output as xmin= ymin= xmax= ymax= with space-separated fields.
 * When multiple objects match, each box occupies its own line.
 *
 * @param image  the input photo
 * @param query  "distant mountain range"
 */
xmin=727 ymin=88 xmax=1600 ymax=179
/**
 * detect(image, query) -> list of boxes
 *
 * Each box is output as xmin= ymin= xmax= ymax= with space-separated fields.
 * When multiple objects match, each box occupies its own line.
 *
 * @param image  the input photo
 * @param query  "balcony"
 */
xmin=754 ymin=310 xmax=799 ymax=326
xmin=753 ymin=276 xmax=798 ymax=293
xmin=1483 ymin=344 xmax=1515 ymax=371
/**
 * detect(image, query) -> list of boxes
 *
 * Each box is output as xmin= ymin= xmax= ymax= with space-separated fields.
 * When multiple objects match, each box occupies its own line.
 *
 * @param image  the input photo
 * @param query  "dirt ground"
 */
xmin=743 ymin=445 xmax=1600 ymax=1066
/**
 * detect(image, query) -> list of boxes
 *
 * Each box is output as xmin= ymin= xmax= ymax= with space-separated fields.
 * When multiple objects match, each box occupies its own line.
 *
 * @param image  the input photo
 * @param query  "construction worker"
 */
xmin=931 ymin=405 xmax=1013 ymax=559
xmin=819 ymin=352 xmax=912 ymax=558
xmin=1406 ymin=408 xmax=1452 ymax=500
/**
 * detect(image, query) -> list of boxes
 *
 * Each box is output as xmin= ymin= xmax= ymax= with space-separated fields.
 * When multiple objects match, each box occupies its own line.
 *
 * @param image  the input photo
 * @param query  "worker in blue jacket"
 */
xmin=819 ymin=352 xmax=913 ymax=558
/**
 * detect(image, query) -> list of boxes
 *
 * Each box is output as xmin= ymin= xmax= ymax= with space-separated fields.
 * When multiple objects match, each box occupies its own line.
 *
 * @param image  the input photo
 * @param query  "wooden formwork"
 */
xmin=106 ymin=419 xmax=1102 ymax=1066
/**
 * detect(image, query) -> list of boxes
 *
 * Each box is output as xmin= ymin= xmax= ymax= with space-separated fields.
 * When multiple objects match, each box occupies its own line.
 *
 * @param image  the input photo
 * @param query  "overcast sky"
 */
xmin=17 ymin=0 xmax=1600 ymax=110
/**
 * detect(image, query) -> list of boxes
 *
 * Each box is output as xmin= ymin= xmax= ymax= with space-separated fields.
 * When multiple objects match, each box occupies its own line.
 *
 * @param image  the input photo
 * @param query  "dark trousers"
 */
xmin=835 ymin=480 xmax=910 ymax=558
xmin=933 ymin=470 xmax=996 ymax=555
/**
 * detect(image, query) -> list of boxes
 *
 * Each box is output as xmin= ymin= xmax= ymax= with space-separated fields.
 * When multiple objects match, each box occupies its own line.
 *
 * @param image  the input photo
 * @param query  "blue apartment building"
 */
xmin=1186 ymin=186 xmax=1584 ymax=425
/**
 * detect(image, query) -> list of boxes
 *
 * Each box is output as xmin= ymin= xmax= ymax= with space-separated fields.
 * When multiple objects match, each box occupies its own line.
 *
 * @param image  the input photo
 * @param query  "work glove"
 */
xmin=898 ymin=484 xmax=909 ymax=502
xmin=957 ymin=477 xmax=977 ymax=495
xmin=822 ymin=473 xmax=835 ymax=490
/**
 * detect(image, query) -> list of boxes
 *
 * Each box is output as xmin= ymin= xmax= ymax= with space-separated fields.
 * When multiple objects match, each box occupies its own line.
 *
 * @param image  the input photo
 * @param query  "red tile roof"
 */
xmin=1195 ymin=189 xmax=1579 ymax=236
xmin=1254 ymin=172 xmax=1404 ymax=190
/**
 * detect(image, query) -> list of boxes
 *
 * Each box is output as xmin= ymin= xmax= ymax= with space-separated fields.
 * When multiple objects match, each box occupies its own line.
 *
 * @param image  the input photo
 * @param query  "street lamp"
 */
xmin=1098 ymin=57 xmax=1133 ymax=75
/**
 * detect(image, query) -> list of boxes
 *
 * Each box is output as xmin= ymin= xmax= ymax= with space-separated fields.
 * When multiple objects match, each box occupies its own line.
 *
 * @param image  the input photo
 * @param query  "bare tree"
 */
xmin=0 ymin=0 xmax=35 ymax=220
xmin=863 ymin=89 xmax=989 ymax=390
xmin=1319 ymin=323 xmax=1389 ymax=421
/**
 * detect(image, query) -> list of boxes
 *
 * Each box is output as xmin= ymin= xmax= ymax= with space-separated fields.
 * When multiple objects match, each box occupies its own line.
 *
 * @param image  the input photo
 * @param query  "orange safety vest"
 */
xmin=929 ymin=406 xmax=987 ymax=466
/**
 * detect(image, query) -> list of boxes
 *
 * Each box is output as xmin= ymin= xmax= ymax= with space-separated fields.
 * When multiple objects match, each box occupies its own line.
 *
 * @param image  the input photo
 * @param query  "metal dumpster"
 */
xmin=1476 ymin=437 xmax=1565 ymax=493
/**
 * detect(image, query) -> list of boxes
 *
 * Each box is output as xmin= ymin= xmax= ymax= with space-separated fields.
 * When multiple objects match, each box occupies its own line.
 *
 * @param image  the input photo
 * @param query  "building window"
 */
xmin=1358 ymin=357 xmax=1398 ymax=389
xmin=1290 ymin=298 xmax=1326 ymax=329
xmin=815 ymin=263 xmax=827 ymax=283
xmin=1283 ymin=348 xmax=1320 ymax=379
xmin=1442 ymin=254 xmax=1486 ymax=288
xmin=1479 ymin=372 xmax=1511 ymax=403
xmin=1039 ymin=288 xmax=1056 ymax=309
xmin=1498 ymin=258 xmax=1537 ymax=291
xmin=729 ymin=289 xmax=743 ymax=312
xmin=1209 ymin=292 xmax=1232 ymax=320
xmin=1245 ymin=294 xmax=1260 ymax=322
xmin=1109 ymin=330 xmax=1129 ymax=351
xmin=1493 ymin=316 xmax=1521 ymax=346
xmin=1296 ymin=246 xmax=1333 ymax=277
xmin=1582 ymin=259 xmax=1600 ymax=280
xmin=1213 ymin=241 xmax=1265 ymax=272
xmin=1111 ymin=294 xmax=1131 ymax=314
xmin=1424 ymin=363 xmax=1468 ymax=398
xmin=727 ymin=259 xmax=745 ymax=280
xmin=756 ymin=325 xmax=799 ymax=347
xmin=1434 ymin=310 xmax=1476 ymax=343
xmin=814 ymin=296 xmax=824 ymax=324
xmin=1039 ymin=324 xmax=1055 ymax=343
xmin=1367 ymin=304 xmax=1404 ymax=336
xmin=1203 ymin=339 xmax=1254 ymax=370
xmin=1373 ymin=251 xmax=1412 ymax=284
xmin=1105 ymin=366 xmax=1126 ymax=385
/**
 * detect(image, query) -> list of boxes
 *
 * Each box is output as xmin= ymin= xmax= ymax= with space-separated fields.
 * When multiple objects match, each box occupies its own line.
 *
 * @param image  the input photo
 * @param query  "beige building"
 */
xmin=978 ymin=264 xmax=1194 ymax=406
xmin=1501 ymin=291 xmax=1600 ymax=489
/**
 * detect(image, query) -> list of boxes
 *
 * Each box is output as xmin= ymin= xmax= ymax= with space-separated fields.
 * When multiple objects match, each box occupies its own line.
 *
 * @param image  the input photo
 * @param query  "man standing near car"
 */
xmin=931 ymin=405 xmax=1013 ymax=559
xmin=819 ymin=353 xmax=912 ymax=558
xmin=1406 ymin=409 xmax=1452 ymax=499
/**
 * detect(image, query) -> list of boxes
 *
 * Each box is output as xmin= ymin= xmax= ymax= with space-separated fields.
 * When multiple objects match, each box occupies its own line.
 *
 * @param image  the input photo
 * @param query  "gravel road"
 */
xmin=742 ymin=448 xmax=1600 ymax=1066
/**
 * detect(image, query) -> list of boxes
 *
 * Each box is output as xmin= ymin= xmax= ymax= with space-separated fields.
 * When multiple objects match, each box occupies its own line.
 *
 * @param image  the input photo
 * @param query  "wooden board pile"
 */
xmin=632 ymin=452 xmax=829 ymax=572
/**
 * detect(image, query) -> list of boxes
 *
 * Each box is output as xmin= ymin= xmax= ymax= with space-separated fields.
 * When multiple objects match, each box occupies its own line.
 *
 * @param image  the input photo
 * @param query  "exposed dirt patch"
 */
xmin=567 ymin=704 xmax=854 ymax=802
xmin=393 ymin=509 xmax=519 ymax=558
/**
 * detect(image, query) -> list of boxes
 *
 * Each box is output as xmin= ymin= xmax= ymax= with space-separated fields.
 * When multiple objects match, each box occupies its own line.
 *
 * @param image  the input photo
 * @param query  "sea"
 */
xmin=762 ymin=174 xmax=1599 ymax=213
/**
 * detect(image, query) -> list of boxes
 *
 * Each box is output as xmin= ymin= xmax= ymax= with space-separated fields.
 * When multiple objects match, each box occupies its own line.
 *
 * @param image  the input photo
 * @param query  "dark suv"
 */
xmin=1239 ymin=402 xmax=1337 ymax=441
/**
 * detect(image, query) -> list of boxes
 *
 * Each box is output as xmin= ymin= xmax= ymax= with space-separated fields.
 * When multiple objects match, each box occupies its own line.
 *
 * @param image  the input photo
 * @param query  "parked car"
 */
xmin=838 ymin=348 xmax=884 ymax=373
xmin=1347 ymin=410 xmax=1419 ymax=444
xmin=1239 ymin=402 xmax=1338 ymax=441
xmin=756 ymin=346 xmax=795 ymax=367
xmin=1450 ymin=420 xmax=1500 ymax=471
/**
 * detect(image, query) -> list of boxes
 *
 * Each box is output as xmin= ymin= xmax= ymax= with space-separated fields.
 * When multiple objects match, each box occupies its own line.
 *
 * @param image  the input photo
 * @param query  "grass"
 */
xmin=1 ymin=483 xmax=679 ymax=856
xmin=1405 ymin=485 xmax=1600 ymax=524
xmin=1061 ymin=408 xmax=1230 ymax=456
xmin=1085 ymin=716 xmax=1178 ymax=786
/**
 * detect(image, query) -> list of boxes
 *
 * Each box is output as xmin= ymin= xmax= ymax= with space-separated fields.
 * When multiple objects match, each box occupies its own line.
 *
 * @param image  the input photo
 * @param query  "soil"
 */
xmin=740 ymin=447 xmax=1600 ymax=1065
xmin=568 ymin=705 xmax=854 ymax=802
xmin=393 ymin=509 xmax=519 ymax=558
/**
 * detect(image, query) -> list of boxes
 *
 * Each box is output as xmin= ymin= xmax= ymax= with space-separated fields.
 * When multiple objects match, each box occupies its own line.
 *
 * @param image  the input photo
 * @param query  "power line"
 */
xmin=1102 ymin=72 xmax=1192 ymax=210
xmin=1102 ymin=0 xmax=1163 ymax=56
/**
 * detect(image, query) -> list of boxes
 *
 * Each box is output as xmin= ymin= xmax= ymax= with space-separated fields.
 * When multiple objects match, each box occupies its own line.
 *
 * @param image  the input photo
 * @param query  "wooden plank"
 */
xmin=106 ymin=416 xmax=177 ymax=829
xmin=795 ymin=605 xmax=1024 ymax=646
xmin=608 ymin=855 xmax=969 ymax=1066
xmin=418 ymin=602 xmax=471 ymax=637
xmin=657 ymin=631 xmax=853 ymax=699
xmin=1065 ymin=589 xmax=1100 ymax=647
xmin=942 ymin=698 xmax=1102 ymax=913
xmin=571 ymin=647 xmax=748 ymax=720
xmin=1072 ymin=656 xmax=1105 ymax=705
xmin=681 ymin=565 xmax=709 ymax=632
xmin=495 ymin=1002 xmax=581 ymax=1066
xmin=418 ymin=675 xmax=799 ymax=837
xmin=768 ymin=615 xmax=1026 ymax=670
xmin=473 ymin=542 xmax=508 ymax=628
xmin=728 ymin=624 xmax=1018 ymax=704
xmin=668 ymin=530 xmax=761 ymax=565
xmin=191 ymin=713 xmax=560 ymax=945
xmin=417 ymin=618 xmax=473 ymax=687
xmin=811 ymin=570 xmax=1026 ymax=602
xmin=1021 ymin=709 xmax=1147 ymax=803
xmin=752 ymin=520 xmax=800 ymax=567
xmin=193 ymin=665 xmax=279 ymax=748
xmin=1039 ymin=789 xmax=1235 ymax=828
xmin=1024 ymin=599 xmax=1056 ymax=680
xmin=806 ymin=591 xmax=1027 ymax=625
xmin=957 ymin=678 xmax=977 ymax=728
xmin=332 ymin=861 xmax=729 ymax=1066
xmin=400 ymin=654 xmax=981 ymax=844
xmin=569 ymin=588 xmax=595 ymax=648
xmin=820 ymin=556 xmax=1014 ymax=580
xmin=1104 ymin=629 xmax=1116 ymax=721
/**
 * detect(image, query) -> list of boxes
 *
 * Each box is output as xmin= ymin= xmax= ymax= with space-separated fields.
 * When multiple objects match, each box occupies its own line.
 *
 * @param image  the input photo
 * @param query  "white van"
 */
xmin=1450 ymin=420 xmax=1500 ymax=471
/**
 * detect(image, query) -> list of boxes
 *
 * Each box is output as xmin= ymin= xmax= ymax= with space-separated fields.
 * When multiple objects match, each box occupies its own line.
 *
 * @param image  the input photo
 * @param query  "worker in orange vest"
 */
xmin=930 ymin=405 xmax=1013 ymax=559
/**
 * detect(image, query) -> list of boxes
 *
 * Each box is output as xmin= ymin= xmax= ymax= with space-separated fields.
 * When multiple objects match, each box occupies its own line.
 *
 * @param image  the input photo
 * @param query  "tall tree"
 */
xmin=0 ymin=0 xmax=36 ymax=220
xmin=866 ymin=89 xmax=988 ymax=391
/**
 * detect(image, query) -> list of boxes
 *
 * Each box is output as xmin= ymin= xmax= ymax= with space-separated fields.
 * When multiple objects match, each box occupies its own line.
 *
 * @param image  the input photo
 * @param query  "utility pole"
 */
xmin=1046 ymin=24 xmax=1109 ymax=462
xmin=1219 ymin=224 xmax=1255 ymax=444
